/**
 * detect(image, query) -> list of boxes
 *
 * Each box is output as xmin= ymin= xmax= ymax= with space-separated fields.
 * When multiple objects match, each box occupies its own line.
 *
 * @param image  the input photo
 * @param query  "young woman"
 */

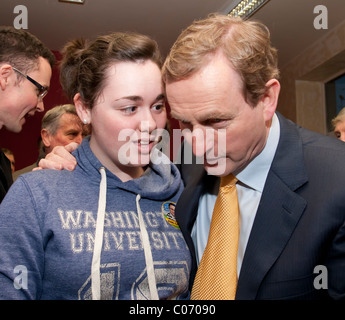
xmin=0 ymin=32 xmax=191 ymax=300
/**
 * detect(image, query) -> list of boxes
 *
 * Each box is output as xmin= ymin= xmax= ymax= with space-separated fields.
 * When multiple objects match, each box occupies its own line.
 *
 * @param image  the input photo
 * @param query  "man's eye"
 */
xmin=179 ymin=120 xmax=192 ymax=129
xmin=205 ymin=119 xmax=226 ymax=126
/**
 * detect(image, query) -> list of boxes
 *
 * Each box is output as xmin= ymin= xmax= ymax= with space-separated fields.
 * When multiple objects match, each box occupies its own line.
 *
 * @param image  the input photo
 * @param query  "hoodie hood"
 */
xmin=73 ymin=138 xmax=185 ymax=300
xmin=0 ymin=138 xmax=190 ymax=300
xmin=74 ymin=138 xmax=182 ymax=200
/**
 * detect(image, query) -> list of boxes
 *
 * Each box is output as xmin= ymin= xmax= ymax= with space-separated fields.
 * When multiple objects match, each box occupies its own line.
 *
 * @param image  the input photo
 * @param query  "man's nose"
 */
xmin=191 ymin=126 xmax=208 ymax=157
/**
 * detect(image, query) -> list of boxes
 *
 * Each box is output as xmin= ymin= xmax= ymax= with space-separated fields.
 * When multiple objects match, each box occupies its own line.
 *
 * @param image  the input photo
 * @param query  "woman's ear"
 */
xmin=261 ymin=79 xmax=280 ymax=122
xmin=74 ymin=93 xmax=91 ymax=125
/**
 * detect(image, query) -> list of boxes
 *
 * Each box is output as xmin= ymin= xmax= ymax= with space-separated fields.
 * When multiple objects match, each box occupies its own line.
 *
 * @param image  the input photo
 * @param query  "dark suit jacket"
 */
xmin=0 ymin=151 xmax=13 ymax=203
xmin=175 ymin=112 xmax=345 ymax=300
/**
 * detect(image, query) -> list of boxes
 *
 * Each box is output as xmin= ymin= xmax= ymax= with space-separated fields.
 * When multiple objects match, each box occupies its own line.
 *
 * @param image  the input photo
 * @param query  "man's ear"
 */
xmin=0 ymin=64 xmax=14 ymax=91
xmin=261 ymin=79 xmax=280 ymax=122
xmin=41 ymin=129 xmax=51 ymax=148
xmin=74 ymin=93 xmax=91 ymax=124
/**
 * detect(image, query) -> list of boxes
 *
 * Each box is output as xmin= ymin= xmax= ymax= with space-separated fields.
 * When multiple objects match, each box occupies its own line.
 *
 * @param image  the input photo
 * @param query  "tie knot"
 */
xmin=220 ymin=174 xmax=237 ymax=188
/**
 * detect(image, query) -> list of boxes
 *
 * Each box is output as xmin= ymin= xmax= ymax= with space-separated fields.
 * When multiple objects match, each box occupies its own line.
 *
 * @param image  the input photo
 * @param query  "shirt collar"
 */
xmin=236 ymin=113 xmax=280 ymax=193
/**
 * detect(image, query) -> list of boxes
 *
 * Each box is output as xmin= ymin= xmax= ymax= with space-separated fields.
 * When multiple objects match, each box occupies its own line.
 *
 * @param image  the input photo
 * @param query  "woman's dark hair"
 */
xmin=60 ymin=32 xmax=162 ymax=108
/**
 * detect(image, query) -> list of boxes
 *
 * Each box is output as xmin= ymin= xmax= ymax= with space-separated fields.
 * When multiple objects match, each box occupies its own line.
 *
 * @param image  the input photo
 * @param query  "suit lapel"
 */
xmin=236 ymin=171 xmax=307 ymax=299
xmin=176 ymin=166 xmax=206 ymax=235
xmin=236 ymin=113 xmax=308 ymax=299
xmin=176 ymin=163 xmax=215 ymax=287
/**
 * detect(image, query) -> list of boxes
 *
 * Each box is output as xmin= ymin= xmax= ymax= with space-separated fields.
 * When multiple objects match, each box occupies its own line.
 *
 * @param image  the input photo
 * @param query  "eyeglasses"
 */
xmin=12 ymin=66 xmax=49 ymax=100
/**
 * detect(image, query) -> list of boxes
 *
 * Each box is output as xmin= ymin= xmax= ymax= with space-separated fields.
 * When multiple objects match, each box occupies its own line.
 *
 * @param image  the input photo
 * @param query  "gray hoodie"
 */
xmin=0 ymin=138 xmax=191 ymax=300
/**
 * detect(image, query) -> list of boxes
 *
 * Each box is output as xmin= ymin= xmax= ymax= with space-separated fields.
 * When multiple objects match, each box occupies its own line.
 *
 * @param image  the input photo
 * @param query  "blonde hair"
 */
xmin=41 ymin=104 xmax=78 ymax=135
xmin=332 ymin=107 xmax=345 ymax=130
xmin=162 ymin=14 xmax=280 ymax=107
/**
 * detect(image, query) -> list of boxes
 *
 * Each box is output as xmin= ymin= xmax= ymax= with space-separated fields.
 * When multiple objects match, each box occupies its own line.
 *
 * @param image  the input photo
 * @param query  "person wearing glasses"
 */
xmin=0 ymin=26 xmax=55 ymax=202
xmin=0 ymin=31 xmax=191 ymax=300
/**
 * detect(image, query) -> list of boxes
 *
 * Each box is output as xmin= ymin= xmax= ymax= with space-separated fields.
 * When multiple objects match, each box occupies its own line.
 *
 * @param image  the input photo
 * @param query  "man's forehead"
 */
xmin=170 ymin=103 xmax=227 ymax=123
xmin=59 ymin=113 xmax=82 ymax=126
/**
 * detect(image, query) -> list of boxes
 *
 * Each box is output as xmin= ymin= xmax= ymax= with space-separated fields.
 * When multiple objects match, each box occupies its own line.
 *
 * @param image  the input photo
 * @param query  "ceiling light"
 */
xmin=228 ymin=0 xmax=269 ymax=19
xmin=59 ymin=0 xmax=85 ymax=4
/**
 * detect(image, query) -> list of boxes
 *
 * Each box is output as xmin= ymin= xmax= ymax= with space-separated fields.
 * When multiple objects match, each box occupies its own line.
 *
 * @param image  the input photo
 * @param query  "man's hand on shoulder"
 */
xmin=34 ymin=142 xmax=79 ymax=171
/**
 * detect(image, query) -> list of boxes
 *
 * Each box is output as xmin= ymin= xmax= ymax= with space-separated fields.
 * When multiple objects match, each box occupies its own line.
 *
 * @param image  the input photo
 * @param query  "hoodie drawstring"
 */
xmin=136 ymin=194 xmax=159 ymax=300
xmin=91 ymin=167 xmax=159 ymax=300
xmin=91 ymin=167 xmax=107 ymax=300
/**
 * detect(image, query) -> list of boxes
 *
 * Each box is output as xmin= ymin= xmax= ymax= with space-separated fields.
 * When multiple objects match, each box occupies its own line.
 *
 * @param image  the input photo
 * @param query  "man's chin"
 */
xmin=204 ymin=159 xmax=230 ymax=177
xmin=5 ymin=122 xmax=22 ymax=133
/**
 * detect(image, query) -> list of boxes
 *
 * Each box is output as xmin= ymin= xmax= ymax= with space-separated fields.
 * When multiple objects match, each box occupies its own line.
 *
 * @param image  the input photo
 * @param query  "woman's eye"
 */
xmin=152 ymin=103 xmax=165 ymax=112
xmin=122 ymin=106 xmax=137 ymax=114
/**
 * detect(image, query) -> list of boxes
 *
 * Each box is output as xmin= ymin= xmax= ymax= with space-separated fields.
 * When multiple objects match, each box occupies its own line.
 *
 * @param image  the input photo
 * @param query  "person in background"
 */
xmin=1 ymin=148 xmax=15 ymax=173
xmin=12 ymin=137 xmax=44 ymax=180
xmin=0 ymin=26 xmax=54 ymax=202
xmin=0 ymin=31 xmax=191 ymax=300
xmin=13 ymin=104 xmax=90 ymax=180
xmin=332 ymin=107 xmax=345 ymax=142
xmin=41 ymin=104 xmax=90 ymax=155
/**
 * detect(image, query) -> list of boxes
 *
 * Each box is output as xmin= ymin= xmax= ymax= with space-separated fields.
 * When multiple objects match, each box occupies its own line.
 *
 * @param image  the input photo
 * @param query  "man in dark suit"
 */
xmin=36 ymin=14 xmax=345 ymax=300
xmin=162 ymin=14 xmax=345 ymax=300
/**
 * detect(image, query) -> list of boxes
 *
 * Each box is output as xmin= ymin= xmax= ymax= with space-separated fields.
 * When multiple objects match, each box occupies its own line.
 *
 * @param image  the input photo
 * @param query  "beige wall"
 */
xmin=278 ymin=20 xmax=345 ymax=134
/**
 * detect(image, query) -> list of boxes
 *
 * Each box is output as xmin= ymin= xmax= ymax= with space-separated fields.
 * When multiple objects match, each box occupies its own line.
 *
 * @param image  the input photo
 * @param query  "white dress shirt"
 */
xmin=191 ymin=113 xmax=281 ymax=277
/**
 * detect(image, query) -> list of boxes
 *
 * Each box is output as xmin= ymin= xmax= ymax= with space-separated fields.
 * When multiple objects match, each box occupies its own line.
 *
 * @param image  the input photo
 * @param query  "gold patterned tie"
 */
xmin=191 ymin=174 xmax=239 ymax=300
